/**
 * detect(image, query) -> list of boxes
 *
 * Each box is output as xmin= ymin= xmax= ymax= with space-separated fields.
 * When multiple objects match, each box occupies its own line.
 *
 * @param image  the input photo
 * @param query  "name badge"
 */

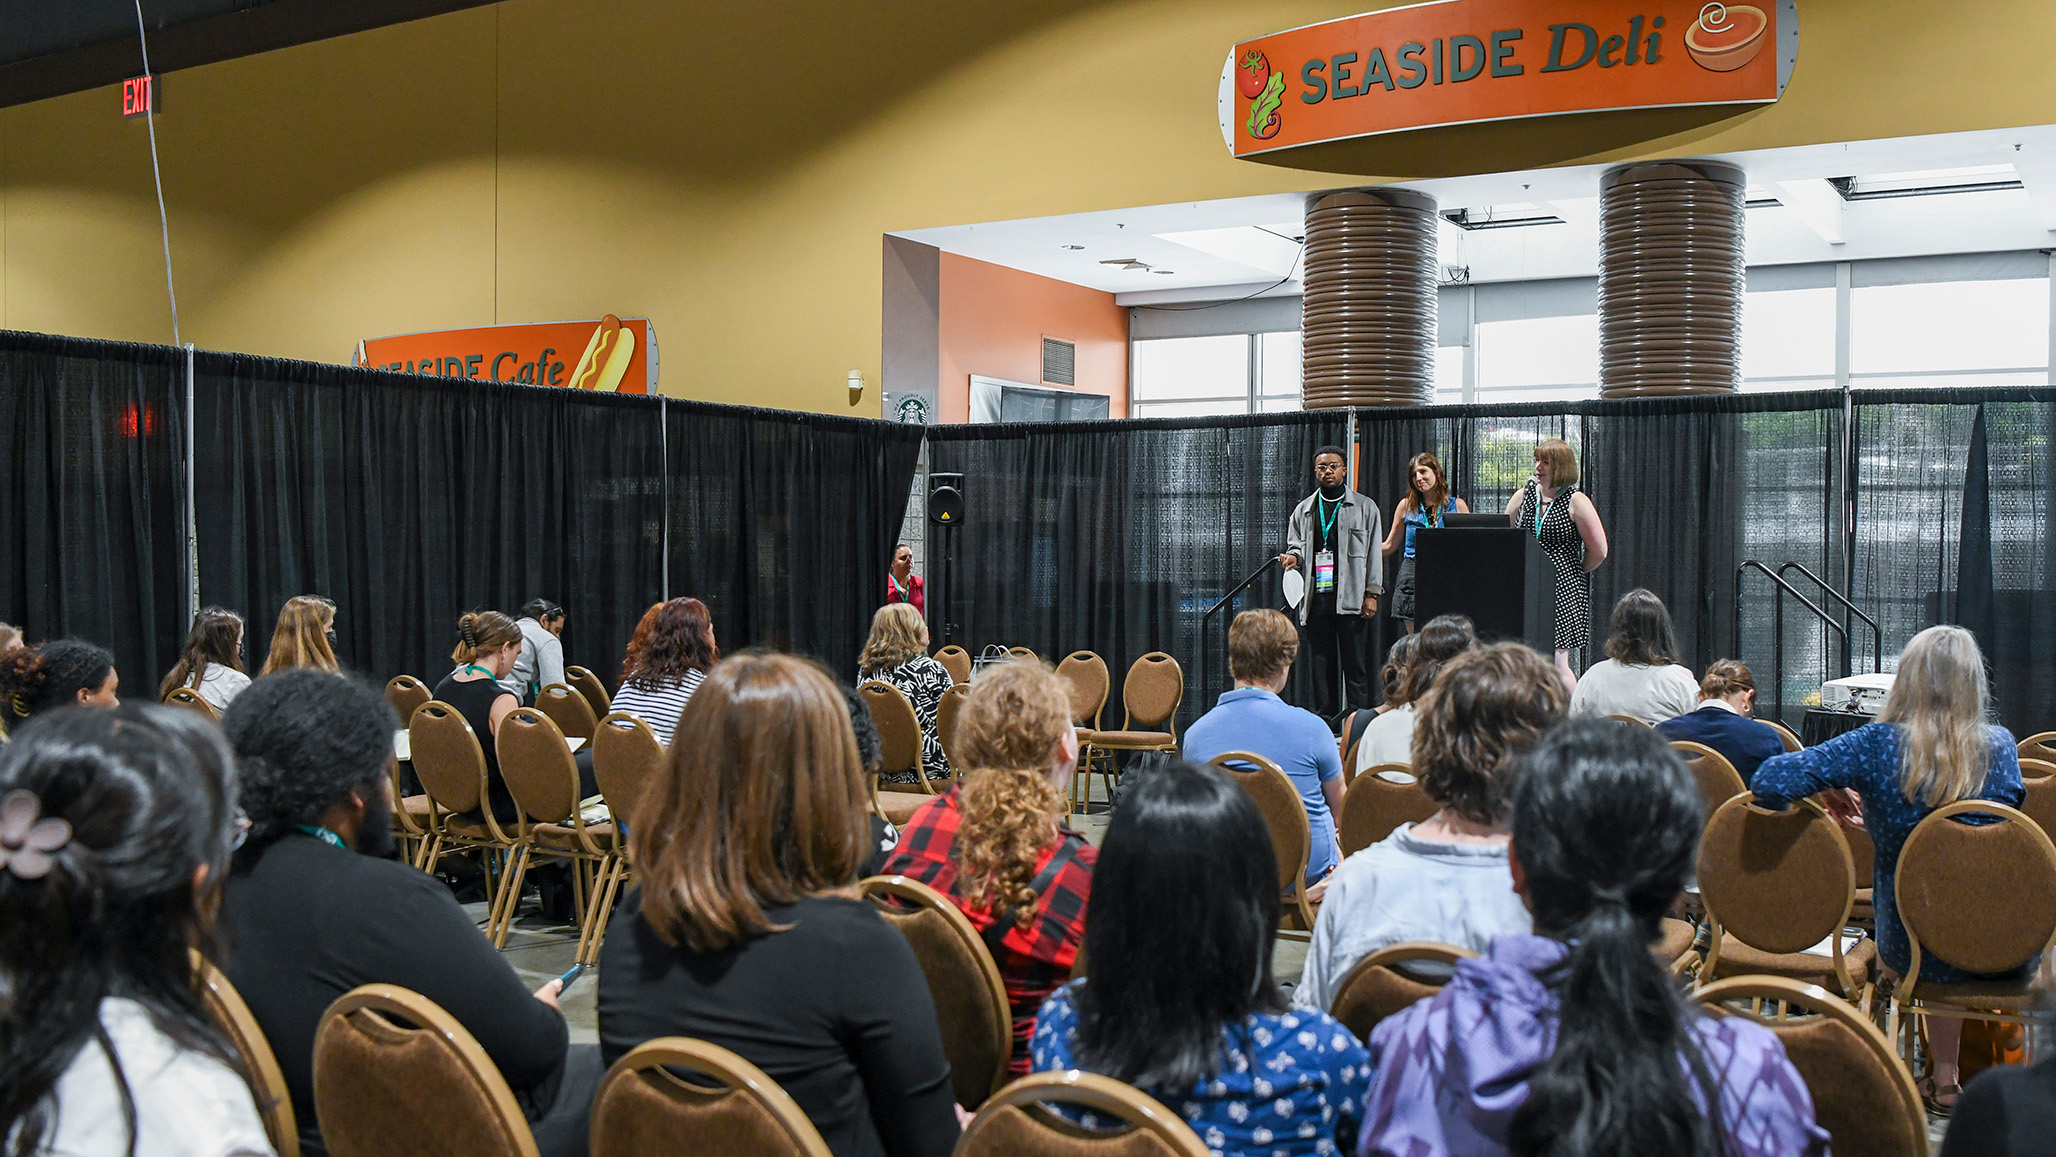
xmin=1313 ymin=549 xmax=1336 ymax=593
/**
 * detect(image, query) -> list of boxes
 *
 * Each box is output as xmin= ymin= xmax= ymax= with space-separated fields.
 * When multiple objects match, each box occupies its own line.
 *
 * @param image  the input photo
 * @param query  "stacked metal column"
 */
xmin=1598 ymin=161 xmax=1747 ymax=397
xmin=1300 ymin=188 xmax=1439 ymax=408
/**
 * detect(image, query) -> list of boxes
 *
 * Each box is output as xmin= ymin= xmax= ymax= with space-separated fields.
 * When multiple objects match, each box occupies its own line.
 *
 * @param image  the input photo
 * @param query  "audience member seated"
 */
xmin=1568 ymin=588 xmax=1701 ymax=725
xmin=1358 ymin=719 xmax=1829 ymax=1157
xmin=606 ymin=596 xmax=717 ymax=747
xmin=882 ymin=660 xmax=1095 ymax=1074
xmin=160 ymin=606 xmax=251 ymax=712
xmin=507 ymin=598 xmax=567 ymax=703
xmin=1751 ymin=624 xmax=2026 ymax=1116
xmin=857 ymin=602 xmax=955 ymax=784
xmin=1298 ymin=642 xmax=1564 ymax=1012
xmin=0 ymin=704 xmax=273 ymax=1156
xmin=258 ymin=594 xmax=339 ymax=676
xmin=1185 ymin=609 xmax=1345 ymax=894
xmin=840 ymin=683 xmax=899 ymax=876
xmin=219 ymin=671 xmax=597 ymax=1157
xmin=2 ymin=638 xmax=120 ymax=729
xmin=1031 ymin=760 xmax=1370 ymax=1156
xmin=1654 ymin=659 xmax=1786 ymax=781
xmin=1940 ymin=964 xmax=2056 ymax=1157
xmin=597 ymin=653 xmax=959 ymax=1157
xmin=433 ymin=611 xmax=528 ymax=823
xmin=1353 ymin=615 xmax=1477 ymax=776
xmin=1339 ymin=635 xmax=1415 ymax=766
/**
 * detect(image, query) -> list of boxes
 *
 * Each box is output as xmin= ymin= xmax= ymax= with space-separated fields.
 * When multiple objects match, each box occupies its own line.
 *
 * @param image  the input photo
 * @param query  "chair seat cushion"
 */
xmin=1713 ymin=932 xmax=1876 ymax=991
xmin=401 ymin=795 xmax=433 ymax=817
xmin=535 ymin=822 xmax=614 ymax=851
xmin=443 ymin=815 xmax=493 ymax=840
xmin=1850 ymin=888 xmax=1873 ymax=923
xmin=1907 ymin=977 xmax=2040 ymax=1009
xmin=1280 ymin=895 xmax=1322 ymax=932
xmin=1090 ymin=730 xmax=1175 ymax=747
xmin=1653 ymin=917 xmax=1697 ymax=964
xmin=876 ymin=791 xmax=932 ymax=827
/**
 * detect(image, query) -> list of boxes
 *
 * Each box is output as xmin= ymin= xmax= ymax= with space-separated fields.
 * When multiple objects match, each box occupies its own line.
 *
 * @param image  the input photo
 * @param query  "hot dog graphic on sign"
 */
xmin=356 ymin=316 xmax=659 ymax=392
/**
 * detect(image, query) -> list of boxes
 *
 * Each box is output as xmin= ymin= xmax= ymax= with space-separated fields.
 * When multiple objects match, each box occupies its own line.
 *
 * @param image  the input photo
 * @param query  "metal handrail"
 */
xmin=1776 ymin=561 xmax=1883 ymax=675
xmin=1735 ymin=561 xmax=1853 ymax=722
xmin=1199 ymin=557 xmax=1280 ymax=714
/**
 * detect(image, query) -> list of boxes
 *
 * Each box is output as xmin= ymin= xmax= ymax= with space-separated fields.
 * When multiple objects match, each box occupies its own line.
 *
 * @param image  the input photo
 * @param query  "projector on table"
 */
xmin=1821 ymin=673 xmax=1895 ymax=715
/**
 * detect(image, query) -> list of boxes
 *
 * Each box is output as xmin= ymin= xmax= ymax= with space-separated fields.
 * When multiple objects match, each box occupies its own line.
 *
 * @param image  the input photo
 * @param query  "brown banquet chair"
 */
xmin=1088 ymin=653 xmax=1184 ymax=777
xmin=1208 ymin=751 xmax=1319 ymax=939
xmin=2016 ymin=730 xmax=2056 ymax=765
xmin=1696 ymin=794 xmax=1874 ymax=1007
xmin=537 ymin=682 xmax=598 ymax=741
xmin=196 ymin=953 xmax=299 ymax=1157
xmin=567 ymin=665 xmax=612 ymax=718
xmin=408 ymin=701 xmax=519 ymax=892
xmin=858 ymin=875 xmax=1012 ymax=1109
xmin=957 ymin=1070 xmax=1210 ymax=1157
xmin=1330 ymin=940 xmax=1474 ymax=1045
xmin=1670 ymin=740 xmax=1747 ymax=819
xmin=1055 ymin=650 xmax=1112 ymax=811
xmin=163 ymin=686 xmax=220 ymax=720
xmin=494 ymin=708 xmax=611 ymax=948
xmin=313 ymin=984 xmax=538 ymax=1157
xmin=591 ymin=1038 xmax=831 ymax=1157
xmin=1338 ymin=765 xmax=1438 ymax=857
xmin=384 ymin=675 xmax=431 ymax=723
xmin=934 ymin=682 xmax=972 ymax=777
xmin=933 ymin=644 xmax=972 ymax=687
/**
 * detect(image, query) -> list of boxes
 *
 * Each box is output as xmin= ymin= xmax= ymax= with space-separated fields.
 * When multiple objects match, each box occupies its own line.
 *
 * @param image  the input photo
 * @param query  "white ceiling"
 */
xmin=891 ymin=124 xmax=2056 ymax=305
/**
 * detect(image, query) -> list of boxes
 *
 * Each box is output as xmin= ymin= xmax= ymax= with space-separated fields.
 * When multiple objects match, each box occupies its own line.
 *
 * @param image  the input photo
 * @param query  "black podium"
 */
xmin=1412 ymin=526 xmax=1554 ymax=650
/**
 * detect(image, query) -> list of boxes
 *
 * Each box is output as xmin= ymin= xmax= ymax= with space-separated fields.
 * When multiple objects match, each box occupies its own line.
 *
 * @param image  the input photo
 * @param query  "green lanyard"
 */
xmin=294 ymin=824 xmax=347 ymax=850
xmin=1533 ymin=487 xmax=1560 ymax=540
xmin=1316 ymin=494 xmax=1341 ymax=541
xmin=464 ymin=663 xmax=495 ymax=679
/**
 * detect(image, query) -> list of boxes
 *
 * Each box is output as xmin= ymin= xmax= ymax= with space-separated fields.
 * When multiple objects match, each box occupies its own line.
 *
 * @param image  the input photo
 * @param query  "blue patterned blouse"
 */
xmin=1032 ymin=981 xmax=1372 ymax=1156
xmin=1748 ymin=721 xmax=2025 ymax=981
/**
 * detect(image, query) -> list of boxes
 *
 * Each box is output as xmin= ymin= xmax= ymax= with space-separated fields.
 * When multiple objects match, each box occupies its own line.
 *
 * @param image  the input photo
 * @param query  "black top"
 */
xmin=597 ymin=889 xmax=959 ymax=1157
xmin=220 ymin=834 xmax=568 ymax=1142
xmin=1939 ymin=1057 xmax=2056 ymax=1157
xmin=434 ymin=670 xmax=519 ymax=821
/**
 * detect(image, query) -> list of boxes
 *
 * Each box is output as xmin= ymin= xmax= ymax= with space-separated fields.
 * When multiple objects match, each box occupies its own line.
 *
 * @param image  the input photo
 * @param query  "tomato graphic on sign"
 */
xmin=1241 ymin=50 xmax=1284 ymax=140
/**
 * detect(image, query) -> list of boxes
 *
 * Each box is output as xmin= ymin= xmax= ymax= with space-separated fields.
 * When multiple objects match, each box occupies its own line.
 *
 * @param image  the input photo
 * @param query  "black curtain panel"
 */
xmin=666 ymin=401 xmax=924 ymax=682
xmin=192 ymin=356 xmax=669 ymax=689
xmin=0 ymin=332 xmax=189 ymax=687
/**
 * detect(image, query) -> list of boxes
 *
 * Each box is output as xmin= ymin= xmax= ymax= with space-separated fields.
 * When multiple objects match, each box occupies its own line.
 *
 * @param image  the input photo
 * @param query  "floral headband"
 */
xmin=0 ymin=789 xmax=72 ymax=880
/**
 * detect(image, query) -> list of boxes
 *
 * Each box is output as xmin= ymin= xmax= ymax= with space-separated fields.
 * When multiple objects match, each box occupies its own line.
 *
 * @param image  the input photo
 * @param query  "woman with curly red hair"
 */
xmin=881 ymin=659 xmax=1094 ymax=1073
xmin=609 ymin=597 xmax=719 ymax=747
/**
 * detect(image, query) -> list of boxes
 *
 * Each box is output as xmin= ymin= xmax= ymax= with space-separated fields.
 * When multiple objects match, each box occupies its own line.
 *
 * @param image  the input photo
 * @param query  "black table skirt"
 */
xmin=1801 ymin=708 xmax=1874 ymax=747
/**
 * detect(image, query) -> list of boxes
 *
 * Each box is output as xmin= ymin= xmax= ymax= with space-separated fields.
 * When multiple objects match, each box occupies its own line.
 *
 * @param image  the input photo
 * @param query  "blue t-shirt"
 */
xmin=1031 ymin=981 xmax=1370 ymax=1157
xmin=1401 ymin=497 xmax=1458 ymax=559
xmin=1184 ymin=687 xmax=1345 ymax=881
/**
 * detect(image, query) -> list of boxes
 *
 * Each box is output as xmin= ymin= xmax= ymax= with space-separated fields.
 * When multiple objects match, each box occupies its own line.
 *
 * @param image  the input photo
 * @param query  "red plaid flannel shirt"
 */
xmin=881 ymin=786 xmax=1096 ymax=1072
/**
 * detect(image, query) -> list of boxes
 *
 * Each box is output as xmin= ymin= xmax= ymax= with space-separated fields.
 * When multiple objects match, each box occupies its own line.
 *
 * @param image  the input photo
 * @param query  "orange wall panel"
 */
xmin=938 ymin=252 xmax=1128 ymax=423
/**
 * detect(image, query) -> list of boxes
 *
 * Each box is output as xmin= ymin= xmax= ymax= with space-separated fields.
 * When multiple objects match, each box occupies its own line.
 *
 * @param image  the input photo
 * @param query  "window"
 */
xmin=1256 ymin=332 xmax=1302 ymax=412
xmin=1130 ymin=332 xmax=1304 ymax=417
xmin=1474 ymin=314 xmax=1599 ymax=403
xmin=1742 ymin=287 xmax=1835 ymax=391
xmin=1852 ymin=279 xmax=2049 ymax=387
xmin=1435 ymin=344 xmax=1466 ymax=404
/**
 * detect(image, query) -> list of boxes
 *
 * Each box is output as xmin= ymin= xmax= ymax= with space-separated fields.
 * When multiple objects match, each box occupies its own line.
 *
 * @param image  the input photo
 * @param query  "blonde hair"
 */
xmin=1879 ymin=625 xmax=1993 ymax=808
xmin=450 ymin=610 xmax=521 ymax=665
xmin=954 ymin=662 xmax=1073 ymax=928
xmin=1535 ymin=439 xmax=1580 ymax=487
xmin=260 ymin=595 xmax=338 ymax=676
xmin=858 ymin=603 xmax=928 ymax=676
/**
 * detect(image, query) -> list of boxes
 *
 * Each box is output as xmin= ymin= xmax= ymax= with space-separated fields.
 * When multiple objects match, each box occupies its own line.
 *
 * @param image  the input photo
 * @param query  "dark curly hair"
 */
xmin=222 ymin=670 xmax=396 ymax=858
xmin=1412 ymin=642 xmax=1567 ymax=824
xmin=621 ymin=598 xmax=719 ymax=692
xmin=1 ymin=639 xmax=115 ymax=724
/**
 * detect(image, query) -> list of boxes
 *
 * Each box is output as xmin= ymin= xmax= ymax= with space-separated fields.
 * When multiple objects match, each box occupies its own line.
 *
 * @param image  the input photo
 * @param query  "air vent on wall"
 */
xmin=1042 ymin=337 xmax=1076 ymax=387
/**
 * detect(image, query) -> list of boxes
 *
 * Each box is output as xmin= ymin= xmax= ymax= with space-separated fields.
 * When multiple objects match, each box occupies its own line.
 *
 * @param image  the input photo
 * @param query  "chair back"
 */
xmin=1767 ymin=719 xmax=1804 ymax=753
xmin=857 ymin=875 xmax=1012 ymax=1108
xmin=934 ymin=644 xmax=973 ymax=686
xmin=537 ymin=682 xmax=598 ymax=741
xmin=593 ymin=712 xmax=666 ymax=833
xmin=1697 ymin=794 xmax=1860 ymax=989
xmin=935 ymin=683 xmax=973 ymax=775
xmin=1207 ymin=752 xmax=1311 ymax=893
xmin=1330 ymin=941 xmax=1476 ymax=1045
xmin=1897 ymin=800 xmax=2056 ymax=987
xmin=1007 ymin=645 xmax=1037 ymax=662
xmin=591 ymin=1037 xmax=831 ymax=1157
xmin=1670 ymin=740 xmax=1747 ymax=818
xmin=1604 ymin=713 xmax=1650 ymax=727
xmin=313 ymin=984 xmax=538 ymax=1157
xmin=197 ymin=955 xmax=299 ymax=1157
xmin=1695 ymin=977 xmax=1926 ymax=1157
xmin=163 ymin=686 xmax=220 ymax=719
xmin=2019 ymin=756 xmax=2056 ymax=781
xmin=859 ymin=680 xmax=926 ymax=784
xmin=2017 ymin=730 xmax=2056 ymax=764
xmin=1055 ymin=651 xmax=1110 ymax=731
xmin=957 ymin=1071 xmax=1211 ymax=1157
xmin=1338 ymin=767 xmax=1439 ymax=857
xmin=409 ymin=702 xmax=487 ymax=815
xmin=385 ymin=675 xmax=432 ymax=722
xmin=496 ymin=708 xmax=581 ymax=826
xmin=1121 ymin=652 xmax=1184 ymax=731
xmin=566 ymin=665 xmax=612 ymax=717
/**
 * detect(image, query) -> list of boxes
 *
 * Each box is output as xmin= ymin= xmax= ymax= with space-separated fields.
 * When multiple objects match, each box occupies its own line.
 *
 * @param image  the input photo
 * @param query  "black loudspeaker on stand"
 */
xmin=928 ymin=473 xmax=965 ymax=646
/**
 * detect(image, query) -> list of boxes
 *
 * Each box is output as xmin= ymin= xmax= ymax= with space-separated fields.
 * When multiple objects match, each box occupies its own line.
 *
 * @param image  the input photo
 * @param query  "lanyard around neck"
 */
xmin=1316 ymin=493 xmax=1342 ymax=539
xmin=464 ymin=663 xmax=495 ymax=679
xmin=294 ymin=824 xmax=347 ymax=849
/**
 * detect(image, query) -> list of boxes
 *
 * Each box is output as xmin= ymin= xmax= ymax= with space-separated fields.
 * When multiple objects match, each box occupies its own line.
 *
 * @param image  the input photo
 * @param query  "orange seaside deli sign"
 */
xmin=1222 ymin=0 xmax=1796 ymax=156
xmin=353 ymin=316 xmax=658 ymax=394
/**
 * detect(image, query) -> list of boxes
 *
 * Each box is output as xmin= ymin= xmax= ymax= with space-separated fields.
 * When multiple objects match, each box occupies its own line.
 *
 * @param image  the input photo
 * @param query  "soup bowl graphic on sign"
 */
xmin=1686 ymin=3 xmax=1769 ymax=71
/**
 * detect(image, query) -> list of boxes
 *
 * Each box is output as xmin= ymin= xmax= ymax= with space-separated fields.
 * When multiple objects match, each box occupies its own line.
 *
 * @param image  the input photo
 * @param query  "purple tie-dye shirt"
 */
xmin=1358 ymin=936 xmax=1829 ymax=1157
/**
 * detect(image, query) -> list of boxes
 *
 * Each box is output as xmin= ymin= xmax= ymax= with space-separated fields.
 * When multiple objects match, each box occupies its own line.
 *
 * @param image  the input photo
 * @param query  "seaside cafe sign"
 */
xmin=1221 ymin=0 xmax=1797 ymax=157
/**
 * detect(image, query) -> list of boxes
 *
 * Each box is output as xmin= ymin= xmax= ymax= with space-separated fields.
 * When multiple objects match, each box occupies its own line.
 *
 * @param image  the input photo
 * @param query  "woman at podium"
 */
xmin=1503 ymin=439 xmax=1609 ymax=680
xmin=1381 ymin=452 xmax=1470 ymax=633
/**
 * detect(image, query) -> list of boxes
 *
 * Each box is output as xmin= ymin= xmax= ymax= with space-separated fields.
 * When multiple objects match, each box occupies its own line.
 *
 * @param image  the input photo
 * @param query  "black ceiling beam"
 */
xmin=0 ymin=0 xmax=497 ymax=110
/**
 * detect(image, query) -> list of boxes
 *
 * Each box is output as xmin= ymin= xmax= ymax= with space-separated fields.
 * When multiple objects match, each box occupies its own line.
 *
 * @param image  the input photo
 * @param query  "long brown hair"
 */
xmin=620 ymin=598 xmax=719 ymax=691
xmin=1413 ymin=643 xmax=1567 ymax=824
xmin=160 ymin=607 xmax=245 ymax=700
xmin=1880 ymin=625 xmax=1993 ymax=807
xmin=633 ymin=653 xmax=870 ymax=952
xmin=449 ymin=610 xmax=521 ymax=666
xmin=859 ymin=603 xmax=928 ymax=676
xmin=954 ymin=662 xmax=1073 ymax=928
xmin=259 ymin=595 xmax=337 ymax=676
xmin=1406 ymin=451 xmax=1450 ymax=513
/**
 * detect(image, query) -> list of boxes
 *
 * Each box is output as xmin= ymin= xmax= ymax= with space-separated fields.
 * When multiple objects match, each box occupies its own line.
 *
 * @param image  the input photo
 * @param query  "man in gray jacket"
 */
xmin=1278 ymin=445 xmax=1382 ymax=721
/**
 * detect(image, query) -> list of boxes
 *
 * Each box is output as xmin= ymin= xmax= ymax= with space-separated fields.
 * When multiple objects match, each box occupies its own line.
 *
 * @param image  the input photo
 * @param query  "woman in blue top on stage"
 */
xmin=1381 ymin=452 xmax=1469 ymax=633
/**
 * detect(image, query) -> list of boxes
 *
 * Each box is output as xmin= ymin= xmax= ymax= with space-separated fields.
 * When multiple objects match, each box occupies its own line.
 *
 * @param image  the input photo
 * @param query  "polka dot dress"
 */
xmin=1516 ymin=477 xmax=1591 ymax=651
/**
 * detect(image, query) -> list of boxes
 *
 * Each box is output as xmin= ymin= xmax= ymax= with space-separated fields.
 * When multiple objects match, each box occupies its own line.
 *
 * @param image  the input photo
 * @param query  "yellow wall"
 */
xmin=5 ymin=0 xmax=2056 ymax=414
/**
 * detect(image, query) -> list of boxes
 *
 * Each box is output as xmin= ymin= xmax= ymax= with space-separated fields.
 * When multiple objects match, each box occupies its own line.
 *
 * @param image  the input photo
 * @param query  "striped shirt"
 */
xmin=609 ymin=668 xmax=705 ymax=747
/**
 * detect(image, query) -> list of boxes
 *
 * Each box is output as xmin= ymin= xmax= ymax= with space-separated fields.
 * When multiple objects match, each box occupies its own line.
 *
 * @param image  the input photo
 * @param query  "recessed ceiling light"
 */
xmin=1151 ymin=269 xmax=1175 ymax=275
xmin=1061 ymin=244 xmax=1085 ymax=250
